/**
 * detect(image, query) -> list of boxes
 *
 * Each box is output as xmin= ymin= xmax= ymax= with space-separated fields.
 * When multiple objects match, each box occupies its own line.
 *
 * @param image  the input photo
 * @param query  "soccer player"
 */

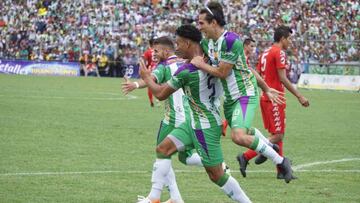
xmin=140 ymin=24 xmax=251 ymax=203
xmin=123 ymin=37 xmax=202 ymax=203
xmin=241 ymin=25 xmax=309 ymax=179
xmin=143 ymin=38 xmax=158 ymax=107
xmin=191 ymin=2 xmax=294 ymax=183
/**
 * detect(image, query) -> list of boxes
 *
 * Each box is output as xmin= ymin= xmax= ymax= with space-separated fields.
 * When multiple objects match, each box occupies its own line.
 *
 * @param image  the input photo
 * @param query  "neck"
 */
xmin=212 ymin=26 xmax=225 ymax=40
xmin=273 ymin=42 xmax=283 ymax=50
xmin=189 ymin=44 xmax=203 ymax=60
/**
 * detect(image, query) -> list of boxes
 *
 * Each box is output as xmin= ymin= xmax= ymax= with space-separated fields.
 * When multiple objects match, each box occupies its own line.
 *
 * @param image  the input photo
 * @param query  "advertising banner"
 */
xmin=124 ymin=64 xmax=139 ymax=78
xmin=0 ymin=59 xmax=80 ymax=76
xmin=298 ymin=74 xmax=360 ymax=91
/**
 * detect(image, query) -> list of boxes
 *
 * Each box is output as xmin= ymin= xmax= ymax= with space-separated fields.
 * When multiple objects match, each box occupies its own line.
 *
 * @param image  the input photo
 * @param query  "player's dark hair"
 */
xmin=153 ymin=36 xmax=175 ymax=50
xmin=149 ymin=38 xmax=154 ymax=46
xmin=175 ymin=24 xmax=202 ymax=43
xmin=199 ymin=1 xmax=226 ymax=27
xmin=243 ymin=38 xmax=255 ymax=46
xmin=274 ymin=26 xmax=293 ymax=42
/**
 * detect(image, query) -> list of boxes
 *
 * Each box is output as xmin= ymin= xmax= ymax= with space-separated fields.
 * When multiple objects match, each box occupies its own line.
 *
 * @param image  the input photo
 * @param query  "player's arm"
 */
xmin=250 ymin=67 xmax=285 ymax=104
xmin=277 ymin=69 xmax=309 ymax=107
xmin=121 ymin=77 xmax=152 ymax=95
xmin=139 ymin=60 xmax=176 ymax=100
xmin=191 ymin=56 xmax=232 ymax=79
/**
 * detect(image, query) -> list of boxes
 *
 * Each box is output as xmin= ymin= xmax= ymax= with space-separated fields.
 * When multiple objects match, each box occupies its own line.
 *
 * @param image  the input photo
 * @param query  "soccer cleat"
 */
xmin=277 ymin=171 xmax=298 ymax=180
xmin=276 ymin=157 xmax=293 ymax=183
xmin=254 ymin=144 xmax=280 ymax=165
xmin=137 ymin=195 xmax=160 ymax=203
xmin=236 ymin=154 xmax=248 ymax=177
xmin=222 ymin=162 xmax=231 ymax=175
xmin=150 ymin=102 xmax=154 ymax=107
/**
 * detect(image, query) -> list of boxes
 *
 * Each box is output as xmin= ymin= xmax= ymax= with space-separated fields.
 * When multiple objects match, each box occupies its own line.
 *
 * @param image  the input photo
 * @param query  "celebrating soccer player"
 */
xmin=191 ymin=1 xmax=294 ymax=183
xmin=140 ymin=24 xmax=252 ymax=203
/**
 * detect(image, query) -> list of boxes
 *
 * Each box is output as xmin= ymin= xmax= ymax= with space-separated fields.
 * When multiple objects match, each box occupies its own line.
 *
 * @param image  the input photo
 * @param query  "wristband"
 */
xmin=134 ymin=82 xmax=140 ymax=89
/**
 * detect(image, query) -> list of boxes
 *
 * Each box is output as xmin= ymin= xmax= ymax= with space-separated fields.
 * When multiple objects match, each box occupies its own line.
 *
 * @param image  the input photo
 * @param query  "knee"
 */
xmin=270 ymin=134 xmax=284 ymax=143
xmin=231 ymin=129 xmax=247 ymax=146
xmin=207 ymin=171 xmax=222 ymax=183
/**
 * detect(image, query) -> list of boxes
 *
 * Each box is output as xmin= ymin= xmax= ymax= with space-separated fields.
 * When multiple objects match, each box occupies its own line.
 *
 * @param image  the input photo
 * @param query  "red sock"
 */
xmin=243 ymin=149 xmax=258 ymax=161
xmin=221 ymin=120 xmax=228 ymax=136
xmin=147 ymin=87 xmax=153 ymax=105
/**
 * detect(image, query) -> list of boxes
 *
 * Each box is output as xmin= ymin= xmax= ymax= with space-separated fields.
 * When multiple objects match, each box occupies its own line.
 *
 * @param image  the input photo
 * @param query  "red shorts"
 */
xmin=260 ymin=100 xmax=286 ymax=134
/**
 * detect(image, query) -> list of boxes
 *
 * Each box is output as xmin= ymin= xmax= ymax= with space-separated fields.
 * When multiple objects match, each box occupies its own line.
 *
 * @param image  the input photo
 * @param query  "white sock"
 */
xmin=148 ymin=159 xmax=172 ymax=200
xmin=254 ymin=138 xmax=283 ymax=165
xmin=221 ymin=176 xmax=251 ymax=203
xmin=253 ymin=128 xmax=273 ymax=147
xmin=186 ymin=153 xmax=203 ymax=166
xmin=166 ymin=167 xmax=183 ymax=202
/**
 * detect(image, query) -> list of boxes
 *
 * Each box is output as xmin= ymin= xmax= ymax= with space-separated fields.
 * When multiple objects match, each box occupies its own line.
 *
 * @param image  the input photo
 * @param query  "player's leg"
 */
xmin=222 ymin=119 xmax=228 ymax=136
xmin=140 ymin=122 xmax=176 ymax=202
xmin=227 ymin=96 xmax=292 ymax=182
xmin=254 ymin=102 xmax=285 ymax=165
xmin=193 ymin=127 xmax=251 ymax=203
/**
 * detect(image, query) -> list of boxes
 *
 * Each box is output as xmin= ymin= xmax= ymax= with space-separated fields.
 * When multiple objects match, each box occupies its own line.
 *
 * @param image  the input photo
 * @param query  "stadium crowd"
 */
xmin=0 ymin=0 xmax=359 ymax=73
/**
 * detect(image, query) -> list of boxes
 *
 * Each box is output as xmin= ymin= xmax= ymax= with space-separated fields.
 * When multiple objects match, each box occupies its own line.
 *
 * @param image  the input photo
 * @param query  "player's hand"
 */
xmin=298 ymin=96 xmax=309 ymax=107
xmin=266 ymin=88 xmax=286 ymax=105
xmin=121 ymin=77 xmax=136 ymax=95
xmin=190 ymin=56 xmax=206 ymax=68
xmin=139 ymin=59 xmax=151 ymax=80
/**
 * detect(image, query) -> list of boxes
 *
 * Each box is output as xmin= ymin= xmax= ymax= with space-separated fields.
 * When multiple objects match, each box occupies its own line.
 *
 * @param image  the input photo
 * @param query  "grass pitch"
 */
xmin=0 ymin=74 xmax=359 ymax=203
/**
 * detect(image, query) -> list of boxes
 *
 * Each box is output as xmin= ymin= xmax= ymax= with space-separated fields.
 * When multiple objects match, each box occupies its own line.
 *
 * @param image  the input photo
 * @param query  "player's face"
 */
xmin=175 ymin=36 xmax=190 ymax=59
xmin=198 ymin=14 xmax=213 ymax=39
xmin=282 ymin=36 xmax=292 ymax=50
xmin=153 ymin=44 xmax=166 ymax=62
xmin=245 ymin=42 xmax=256 ymax=56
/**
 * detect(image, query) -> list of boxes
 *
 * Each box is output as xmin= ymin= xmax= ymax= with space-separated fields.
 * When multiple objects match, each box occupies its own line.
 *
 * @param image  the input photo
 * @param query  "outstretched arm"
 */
xmin=190 ymin=56 xmax=232 ymax=79
xmin=249 ymin=67 xmax=285 ymax=105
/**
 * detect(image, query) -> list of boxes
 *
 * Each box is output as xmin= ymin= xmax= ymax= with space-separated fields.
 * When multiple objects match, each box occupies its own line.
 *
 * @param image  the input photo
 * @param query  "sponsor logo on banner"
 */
xmin=0 ymin=59 xmax=80 ymax=76
xmin=298 ymin=74 xmax=360 ymax=91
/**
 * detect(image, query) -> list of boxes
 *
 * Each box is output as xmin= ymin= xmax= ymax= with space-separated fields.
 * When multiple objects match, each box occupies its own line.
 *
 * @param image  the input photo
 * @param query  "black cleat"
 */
xmin=150 ymin=102 xmax=154 ymax=107
xmin=236 ymin=154 xmax=249 ymax=177
xmin=277 ymin=172 xmax=298 ymax=180
xmin=277 ymin=157 xmax=293 ymax=183
xmin=254 ymin=144 xmax=280 ymax=165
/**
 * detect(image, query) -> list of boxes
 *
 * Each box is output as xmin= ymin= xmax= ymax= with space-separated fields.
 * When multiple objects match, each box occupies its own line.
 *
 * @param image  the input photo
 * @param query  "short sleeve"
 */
xmin=275 ymin=50 xmax=286 ymax=69
xmin=151 ymin=64 xmax=166 ymax=83
xmin=220 ymin=39 xmax=241 ymax=64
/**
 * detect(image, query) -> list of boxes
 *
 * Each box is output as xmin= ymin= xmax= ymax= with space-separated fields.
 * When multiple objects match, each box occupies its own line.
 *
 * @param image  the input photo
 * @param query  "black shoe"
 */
xmin=254 ymin=144 xmax=279 ymax=165
xmin=150 ymin=102 xmax=154 ymax=107
xmin=277 ymin=172 xmax=298 ymax=180
xmin=277 ymin=157 xmax=293 ymax=183
xmin=236 ymin=154 xmax=248 ymax=177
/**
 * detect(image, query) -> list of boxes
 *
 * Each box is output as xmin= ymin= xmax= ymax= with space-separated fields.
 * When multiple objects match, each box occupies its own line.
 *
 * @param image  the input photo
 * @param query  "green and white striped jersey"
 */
xmin=201 ymin=31 xmax=258 ymax=105
xmin=167 ymin=63 xmax=222 ymax=130
xmin=152 ymin=56 xmax=189 ymax=127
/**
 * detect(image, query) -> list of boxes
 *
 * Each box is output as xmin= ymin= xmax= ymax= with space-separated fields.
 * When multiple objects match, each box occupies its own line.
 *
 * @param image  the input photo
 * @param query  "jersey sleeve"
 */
xmin=275 ymin=49 xmax=286 ymax=69
xmin=220 ymin=39 xmax=241 ymax=64
xmin=200 ymin=39 xmax=210 ymax=57
xmin=256 ymin=54 xmax=262 ymax=72
xmin=167 ymin=69 xmax=188 ymax=91
xmin=151 ymin=63 xmax=166 ymax=83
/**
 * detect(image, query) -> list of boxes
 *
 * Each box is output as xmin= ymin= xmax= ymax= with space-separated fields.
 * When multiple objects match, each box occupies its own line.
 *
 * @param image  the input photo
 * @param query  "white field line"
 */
xmin=1 ymin=158 xmax=359 ymax=177
xmin=292 ymin=158 xmax=360 ymax=170
xmin=0 ymin=94 xmax=137 ymax=101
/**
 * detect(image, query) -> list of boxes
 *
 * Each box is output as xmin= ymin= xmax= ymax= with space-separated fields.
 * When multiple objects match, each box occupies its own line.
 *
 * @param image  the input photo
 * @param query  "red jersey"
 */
xmin=143 ymin=48 xmax=157 ymax=70
xmin=257 ymin=45 xmax=288 ymax=101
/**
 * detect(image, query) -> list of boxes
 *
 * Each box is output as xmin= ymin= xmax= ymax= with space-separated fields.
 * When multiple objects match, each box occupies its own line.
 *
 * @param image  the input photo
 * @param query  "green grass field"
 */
xmin=0 ymin=74 xmax=359 ymax=203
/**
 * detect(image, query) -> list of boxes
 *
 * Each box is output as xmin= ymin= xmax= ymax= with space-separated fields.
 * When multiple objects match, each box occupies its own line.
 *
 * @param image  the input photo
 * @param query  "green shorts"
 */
xmin=224 ymin=96 xmax=259 ymax=129
xmin=192 ymin=126 xmax=223 ymax=167
xmin=156 ymin=121 xmax=196 ymax=158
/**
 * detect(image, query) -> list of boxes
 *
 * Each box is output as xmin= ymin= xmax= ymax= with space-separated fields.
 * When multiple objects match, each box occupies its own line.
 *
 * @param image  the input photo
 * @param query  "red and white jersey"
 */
xmin=143 ymin=48 xmax=157 ymax=70
xmin=257 ymin=45 xmax=288 ymax=101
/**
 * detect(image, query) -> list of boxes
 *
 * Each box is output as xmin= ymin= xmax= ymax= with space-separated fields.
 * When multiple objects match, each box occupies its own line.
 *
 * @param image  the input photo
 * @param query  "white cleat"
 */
xmin=137 ymin=195 xmax=160 ymax=203
xmin=222 ymin=162 xmax=231 ymax=175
